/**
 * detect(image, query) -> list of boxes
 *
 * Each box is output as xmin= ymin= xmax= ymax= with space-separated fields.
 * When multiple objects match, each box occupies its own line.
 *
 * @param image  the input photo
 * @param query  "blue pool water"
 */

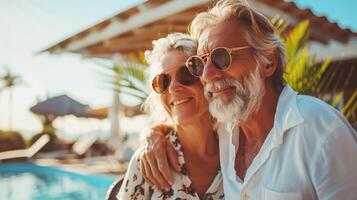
xmin=0 ymin=163 xmax=116 ymax=200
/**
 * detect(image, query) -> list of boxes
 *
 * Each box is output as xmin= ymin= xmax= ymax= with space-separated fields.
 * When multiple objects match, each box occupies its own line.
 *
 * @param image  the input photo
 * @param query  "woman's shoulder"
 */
xmin=117 ymin=147 xmax=149 ymax=199
xmin=121 ymin=146 xmax=145 ymax=178
xmin=165 ymin=130 xmax=181 ymax=150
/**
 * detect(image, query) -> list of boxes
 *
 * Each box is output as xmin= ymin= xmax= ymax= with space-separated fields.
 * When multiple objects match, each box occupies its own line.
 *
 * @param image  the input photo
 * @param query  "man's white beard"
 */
xmin=204 ymin=67 xmax=265 ymax=124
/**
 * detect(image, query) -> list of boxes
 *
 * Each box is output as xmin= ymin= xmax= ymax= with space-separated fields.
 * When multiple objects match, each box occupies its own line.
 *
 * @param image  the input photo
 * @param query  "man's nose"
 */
xmin=201 ymin=60 xmax=223 ymax=83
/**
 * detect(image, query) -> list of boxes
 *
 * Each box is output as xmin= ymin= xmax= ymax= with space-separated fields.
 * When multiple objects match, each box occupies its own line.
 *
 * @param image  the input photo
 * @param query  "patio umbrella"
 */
xmin=30 ymin=95 xmax=91 ymax=118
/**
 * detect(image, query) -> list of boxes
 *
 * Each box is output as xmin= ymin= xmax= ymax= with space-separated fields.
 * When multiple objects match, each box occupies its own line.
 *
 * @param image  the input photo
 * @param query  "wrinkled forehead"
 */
xmin=198 ymin=33 xmax=234 ymax=55
xmin=197 ymin=20 xmax=248 ymax=55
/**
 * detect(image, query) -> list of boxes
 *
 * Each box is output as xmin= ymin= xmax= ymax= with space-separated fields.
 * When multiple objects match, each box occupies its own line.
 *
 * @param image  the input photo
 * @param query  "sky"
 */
xmin=0 ymin=0 xmax=356 ymax=138
xmin=0 ymin=0 xmax=143 ymax=139
xmin=288 ymin=0 xmax=357 ymax=31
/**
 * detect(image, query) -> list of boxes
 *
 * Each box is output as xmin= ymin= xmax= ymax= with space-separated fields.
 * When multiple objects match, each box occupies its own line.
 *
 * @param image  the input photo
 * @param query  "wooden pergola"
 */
xmin=40 ymin=0 xmax=357 ymax=108
xmin=41 ymin=0 xmax=357 ymax=92
xmin=42 ymin=0 xmax=357 ymax=58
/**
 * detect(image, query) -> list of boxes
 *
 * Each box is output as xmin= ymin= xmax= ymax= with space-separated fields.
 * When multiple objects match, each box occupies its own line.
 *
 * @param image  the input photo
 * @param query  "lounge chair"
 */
xmin=0 ymin=134 xmax=50 ymax=161
xmin=72 ymin=134 xmax=97 ymax=156
xmin=36 ymin=134 xmax=98 ymax=159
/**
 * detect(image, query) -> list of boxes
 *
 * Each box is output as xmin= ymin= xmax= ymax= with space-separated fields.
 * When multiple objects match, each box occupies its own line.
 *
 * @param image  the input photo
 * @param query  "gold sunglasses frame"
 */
xmin=186 ymin=46 xmax=251 ymax=77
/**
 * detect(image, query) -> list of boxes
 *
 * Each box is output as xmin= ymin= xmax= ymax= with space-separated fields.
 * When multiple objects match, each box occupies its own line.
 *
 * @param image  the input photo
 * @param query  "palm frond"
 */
xmin=284 ymin=20 xmax=309 ymax=63
xmin=97 ymin=52 xmax=149 ymax=104
xmin=273 ymin=17 xmax=356 ymax=124
xmin=271 ymin=15 xmax=290 ymax=36
xmin=0 ymin=67 xmax=25 ymax=89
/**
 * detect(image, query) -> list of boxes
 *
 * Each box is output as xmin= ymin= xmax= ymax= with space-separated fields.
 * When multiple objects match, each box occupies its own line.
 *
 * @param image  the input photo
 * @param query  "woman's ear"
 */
xmin=261 ymin=49 xmax=278 ymax=77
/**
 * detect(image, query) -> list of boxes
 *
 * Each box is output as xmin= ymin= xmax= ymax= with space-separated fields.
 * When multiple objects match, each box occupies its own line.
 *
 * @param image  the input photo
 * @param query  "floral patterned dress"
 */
xmin=117 ymin=131 xmax=224 ymax=200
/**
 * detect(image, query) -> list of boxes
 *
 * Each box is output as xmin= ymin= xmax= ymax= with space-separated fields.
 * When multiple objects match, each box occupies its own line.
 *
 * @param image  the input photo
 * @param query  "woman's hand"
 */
xmin=139 ymin=124 xmax=181 ymax=190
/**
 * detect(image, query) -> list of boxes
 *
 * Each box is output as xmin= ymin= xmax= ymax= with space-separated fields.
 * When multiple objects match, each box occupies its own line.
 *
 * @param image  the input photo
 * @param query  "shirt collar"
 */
xmin=220 ymin=85 xmax=305 ymax=145
xmin=272 ymin=85 xmax=304 ymax=144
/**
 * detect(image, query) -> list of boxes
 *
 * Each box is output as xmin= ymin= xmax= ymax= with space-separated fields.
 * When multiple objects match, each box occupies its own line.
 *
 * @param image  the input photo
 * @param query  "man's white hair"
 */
xmin=190 ymin=0 xmax=286 ymax=87
xmin=143 ymin=32 xmax=197 ymax=124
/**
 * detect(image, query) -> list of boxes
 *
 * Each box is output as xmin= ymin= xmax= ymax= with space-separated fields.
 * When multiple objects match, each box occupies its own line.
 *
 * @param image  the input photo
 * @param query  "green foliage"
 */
xmin=272 ymin=19 xmax=356 ymax=123
xmin=341 ymin=91 xmax=357 ymax=122
xmin=98 ymin=53 xmax=149 ymax=103
xmin=276 ymin=20 xmax=332 ymax=95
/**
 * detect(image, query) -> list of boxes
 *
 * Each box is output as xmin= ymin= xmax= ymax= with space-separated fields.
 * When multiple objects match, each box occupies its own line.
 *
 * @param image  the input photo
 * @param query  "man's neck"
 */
xmin=239 ymin=84 xmax=282 ymax=144
xmin=234 ymin=84 xmax=282 ymax=180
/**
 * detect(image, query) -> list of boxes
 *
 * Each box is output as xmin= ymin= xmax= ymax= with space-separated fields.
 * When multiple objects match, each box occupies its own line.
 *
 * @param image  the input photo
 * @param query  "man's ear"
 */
xmin=261 ymin=48 xmax=278 ymax=77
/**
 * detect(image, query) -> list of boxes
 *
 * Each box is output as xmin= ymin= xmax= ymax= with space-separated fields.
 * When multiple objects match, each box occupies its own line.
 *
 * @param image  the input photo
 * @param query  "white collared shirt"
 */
xmin=218 ymin=85 xmax=357 ymax=200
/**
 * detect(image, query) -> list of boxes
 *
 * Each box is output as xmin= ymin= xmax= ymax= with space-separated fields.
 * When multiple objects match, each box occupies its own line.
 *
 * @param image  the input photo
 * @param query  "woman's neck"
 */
xmin=175 ymin=112 xmax=218 ymax=157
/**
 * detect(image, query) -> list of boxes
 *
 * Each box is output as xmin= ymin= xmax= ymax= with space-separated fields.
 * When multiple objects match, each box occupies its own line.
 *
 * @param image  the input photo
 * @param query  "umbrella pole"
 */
xmin=108 ymin=92 xmax=122 ymax=150
xmin=8 ymin=89 xmax=12 ymax=131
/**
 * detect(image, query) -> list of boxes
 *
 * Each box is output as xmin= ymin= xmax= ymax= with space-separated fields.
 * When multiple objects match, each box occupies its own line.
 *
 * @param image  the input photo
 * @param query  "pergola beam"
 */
xmin=62 ymin=0 xmax=210 ymax=52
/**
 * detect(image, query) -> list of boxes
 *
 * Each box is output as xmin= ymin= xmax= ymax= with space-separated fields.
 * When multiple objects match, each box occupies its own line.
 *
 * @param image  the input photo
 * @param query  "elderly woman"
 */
xmin=116 ymin=33 xmax=224 ymax=200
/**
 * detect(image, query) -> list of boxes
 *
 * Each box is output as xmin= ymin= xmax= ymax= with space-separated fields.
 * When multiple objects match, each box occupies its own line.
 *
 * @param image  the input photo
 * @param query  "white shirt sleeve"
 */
xmin=311 ymin=124 xmax=357 ymax=200
xmin=117 ymin=148 xmax=150 ymax=200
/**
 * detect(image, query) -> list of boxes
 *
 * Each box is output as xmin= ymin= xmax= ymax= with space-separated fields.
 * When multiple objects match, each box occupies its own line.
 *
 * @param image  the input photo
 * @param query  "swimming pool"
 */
xmin=0 ymin=163 xmax=116 ymax=200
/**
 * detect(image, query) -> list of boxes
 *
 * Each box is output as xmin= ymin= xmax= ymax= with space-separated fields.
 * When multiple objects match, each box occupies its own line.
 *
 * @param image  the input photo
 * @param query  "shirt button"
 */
xmin=243 ymin=193 xmax=249 ymax=200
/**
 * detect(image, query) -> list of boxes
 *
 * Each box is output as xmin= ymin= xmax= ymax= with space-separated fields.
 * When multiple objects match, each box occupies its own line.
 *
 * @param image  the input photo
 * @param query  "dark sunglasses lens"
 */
xmin=186 ymin=56 xmax=204 ymax=76
xmin=152 ymin=74 xmax=170 ymax=93
xmin=176 ymin=66 xmax=199 ymax=85
xmin=212 ymin=48 xmax=231 ymax=70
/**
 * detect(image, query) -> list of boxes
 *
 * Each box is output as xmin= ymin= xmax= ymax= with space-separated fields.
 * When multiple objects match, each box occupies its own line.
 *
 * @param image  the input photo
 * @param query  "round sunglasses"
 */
xmin=152 ymin=65 xmax=200 ymax=94
xmin=185 ymin=46 xmax=251 ymax=77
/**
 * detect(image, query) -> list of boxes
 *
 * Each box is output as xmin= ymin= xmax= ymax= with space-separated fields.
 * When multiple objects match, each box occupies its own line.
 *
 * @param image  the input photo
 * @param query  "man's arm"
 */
xmin=311 ymin=124 xmax=357 ymax=200
xmin=139 ymin=124 xmax=182 ymax=190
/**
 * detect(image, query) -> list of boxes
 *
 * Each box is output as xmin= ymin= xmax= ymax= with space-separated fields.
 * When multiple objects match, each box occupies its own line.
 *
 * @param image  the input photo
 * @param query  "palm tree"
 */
xmin=98 ymin=53 xmax=149 ymax=106
xmin=272 ymin=18 xmax=356 ymax=123
xmin=0 ymin=66 xmax=24 ymax=131
xmin=112 ymin=53 xmax=149 ymax=103
xmin=273 ymin=19 xmax=332 ymax=95
xmin=95 ymin=54 xmax=149 ymax=148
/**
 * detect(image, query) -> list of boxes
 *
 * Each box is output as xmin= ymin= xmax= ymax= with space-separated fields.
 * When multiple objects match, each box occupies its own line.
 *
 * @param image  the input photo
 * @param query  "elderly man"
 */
xmin=139 ymin=0 xmax=357 ymax=199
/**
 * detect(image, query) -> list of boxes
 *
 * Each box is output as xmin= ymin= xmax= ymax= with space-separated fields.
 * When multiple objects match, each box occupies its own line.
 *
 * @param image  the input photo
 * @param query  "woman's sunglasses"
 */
xmin=185 ymin=46 xmax=251 ymax=77
xmin=152 ymin=66 xmax=199 ymax=94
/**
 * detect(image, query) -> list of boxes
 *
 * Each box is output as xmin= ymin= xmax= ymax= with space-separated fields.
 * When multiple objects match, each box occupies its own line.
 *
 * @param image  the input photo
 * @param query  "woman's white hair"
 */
xmin=190 ymin=0 xmax=286 ymax=87
xmin=143 ymin=32 xmax=197 ymax=125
